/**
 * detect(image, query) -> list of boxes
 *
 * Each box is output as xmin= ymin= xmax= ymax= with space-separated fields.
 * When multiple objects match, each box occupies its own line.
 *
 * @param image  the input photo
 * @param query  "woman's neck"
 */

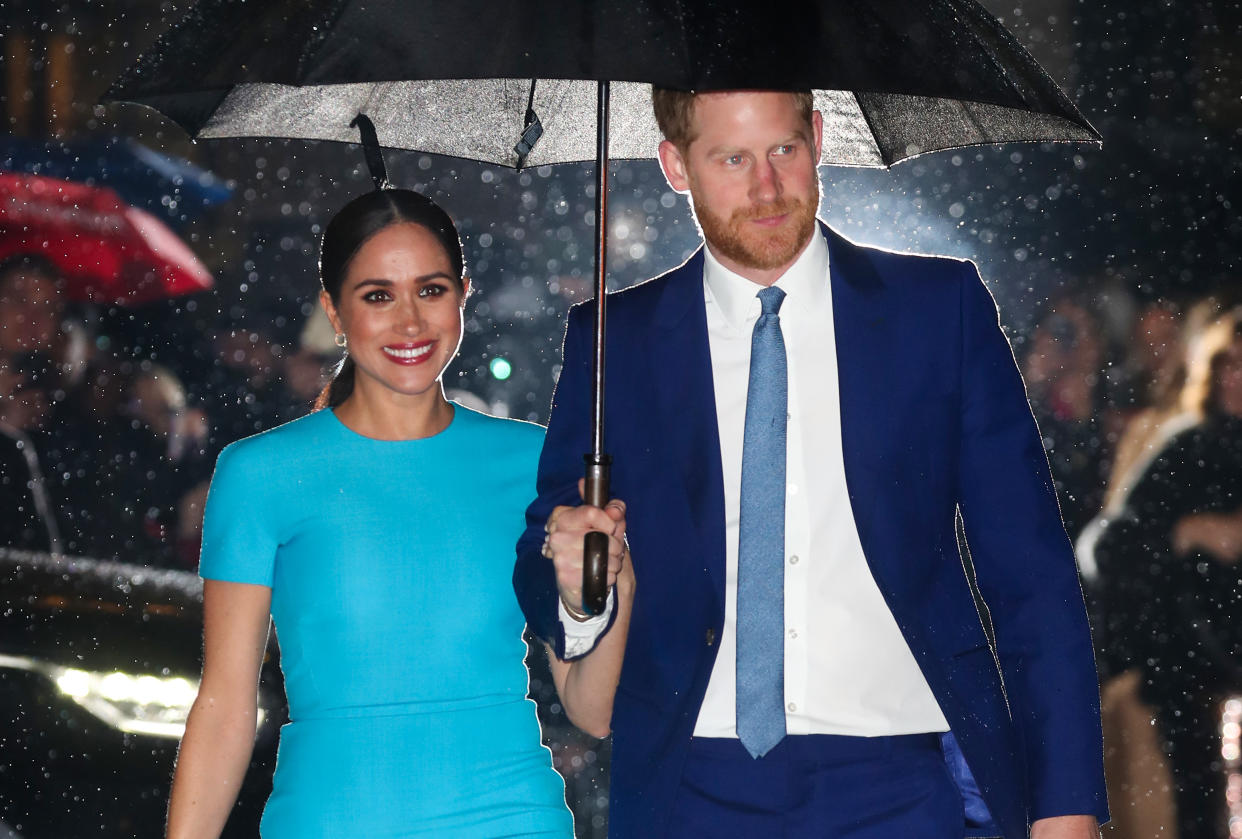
xmin=332 ymin=385 xmax=454 ymax=440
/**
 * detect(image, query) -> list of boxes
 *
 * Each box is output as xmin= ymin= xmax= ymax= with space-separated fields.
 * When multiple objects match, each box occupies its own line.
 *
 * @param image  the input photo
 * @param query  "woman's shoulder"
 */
xmin=216 ymin=410 xmax=336 ymax=471
xmin=451 ymin=403 xmax=546 ymax=450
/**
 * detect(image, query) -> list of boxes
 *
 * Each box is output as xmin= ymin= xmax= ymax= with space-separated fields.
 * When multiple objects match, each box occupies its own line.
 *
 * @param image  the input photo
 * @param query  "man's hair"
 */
xmin=651 ymin=88 xmax=815 ymax=151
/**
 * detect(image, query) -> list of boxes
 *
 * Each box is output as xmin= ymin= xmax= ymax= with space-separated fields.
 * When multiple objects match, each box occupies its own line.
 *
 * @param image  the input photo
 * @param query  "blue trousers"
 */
xmin=665 ymin=733 xmax=965 ymax=838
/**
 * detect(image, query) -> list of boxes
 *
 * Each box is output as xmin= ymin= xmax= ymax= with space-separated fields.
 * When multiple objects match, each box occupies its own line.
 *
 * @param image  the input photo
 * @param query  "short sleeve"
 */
xmin=199 ymin=441 xmax=280 ymax=586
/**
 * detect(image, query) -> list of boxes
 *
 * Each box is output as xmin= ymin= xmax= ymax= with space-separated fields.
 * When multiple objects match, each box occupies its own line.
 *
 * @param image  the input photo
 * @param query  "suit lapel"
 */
xmin=642 ymin=227 xmax=893 ymax=617
xmin=648 ymin=250 xmax=728 ymax=613
xmin=825 ymin=224 xmax=891 ymax=573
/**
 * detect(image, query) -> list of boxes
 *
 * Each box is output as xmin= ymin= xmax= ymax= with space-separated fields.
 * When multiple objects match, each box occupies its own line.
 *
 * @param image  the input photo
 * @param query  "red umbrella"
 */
xmin=0 ymin=172 xmax=213 ymax=306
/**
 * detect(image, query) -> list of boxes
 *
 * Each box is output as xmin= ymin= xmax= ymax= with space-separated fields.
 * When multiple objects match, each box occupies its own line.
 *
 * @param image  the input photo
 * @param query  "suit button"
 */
xmin=705 ymin=628 xmax=716 ymax=646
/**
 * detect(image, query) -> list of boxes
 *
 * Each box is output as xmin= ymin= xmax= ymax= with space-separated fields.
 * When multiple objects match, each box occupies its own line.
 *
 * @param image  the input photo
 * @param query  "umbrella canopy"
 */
xmin=0 ymin=135 xmax=233 ymax=222
xmin=104 ymin=0 xmax=1099 ymax=612
xmin=104 ymin=0 xmax=1098 ymax=168
xmin=0 ymin=172 xmax=214 ymax=306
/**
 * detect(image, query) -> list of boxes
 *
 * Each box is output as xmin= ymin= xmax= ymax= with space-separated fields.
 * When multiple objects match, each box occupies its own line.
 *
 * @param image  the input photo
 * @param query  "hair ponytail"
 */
xmin=314 ymin=355 xmax=356 ymax=411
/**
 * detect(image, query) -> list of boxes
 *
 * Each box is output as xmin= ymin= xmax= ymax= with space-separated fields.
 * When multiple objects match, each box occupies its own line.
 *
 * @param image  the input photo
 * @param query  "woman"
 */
xmin=1094 ymin=305 xmax=1242 ymax=839
xmin=166 ymin=189 xmax=632 ymax=838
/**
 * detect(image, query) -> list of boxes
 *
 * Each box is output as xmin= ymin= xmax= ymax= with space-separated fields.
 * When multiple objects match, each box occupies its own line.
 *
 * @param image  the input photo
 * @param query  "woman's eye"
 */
xmin=361 ymin=290 xmax=392 ymax=303
xmin=419 ymin=284 xmax=448 ymax=298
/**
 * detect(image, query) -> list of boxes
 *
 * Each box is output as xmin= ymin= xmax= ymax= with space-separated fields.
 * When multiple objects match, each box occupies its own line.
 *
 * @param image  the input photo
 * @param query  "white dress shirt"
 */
xmin=693 ymin=229 xmax=947 ymax=738
xmin=563 ymin=230 xmax=948 ymax=738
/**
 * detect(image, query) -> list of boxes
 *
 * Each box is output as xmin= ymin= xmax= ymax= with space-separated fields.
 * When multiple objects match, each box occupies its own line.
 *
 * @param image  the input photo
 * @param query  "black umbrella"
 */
xmin=105 ymin=0 xmax=1099 ymax=613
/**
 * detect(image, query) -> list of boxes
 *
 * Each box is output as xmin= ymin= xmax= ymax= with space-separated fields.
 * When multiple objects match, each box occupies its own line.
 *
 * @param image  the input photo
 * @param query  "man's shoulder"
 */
xmin=823 ymin=225 xmax=978 ymax=287
xmin=566 ymin=247 xmax=704 ymax=326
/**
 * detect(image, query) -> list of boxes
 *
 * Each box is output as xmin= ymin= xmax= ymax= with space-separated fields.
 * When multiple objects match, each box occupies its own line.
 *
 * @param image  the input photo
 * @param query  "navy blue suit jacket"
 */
xmin=515 ymin=224 xmax=1108 ymax=838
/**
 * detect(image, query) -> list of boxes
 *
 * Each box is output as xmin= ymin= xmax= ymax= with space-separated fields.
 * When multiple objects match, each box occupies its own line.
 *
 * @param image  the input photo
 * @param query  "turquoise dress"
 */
xmin=199 ymin=405 xmax=572 ymax=838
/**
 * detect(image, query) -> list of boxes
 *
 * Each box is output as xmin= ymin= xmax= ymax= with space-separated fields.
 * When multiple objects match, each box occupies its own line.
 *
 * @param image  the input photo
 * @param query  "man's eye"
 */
xmin=725 ymin=155 xmax=744 ymax=166
xmin=774 ymin=144 xmax=795 ymax=155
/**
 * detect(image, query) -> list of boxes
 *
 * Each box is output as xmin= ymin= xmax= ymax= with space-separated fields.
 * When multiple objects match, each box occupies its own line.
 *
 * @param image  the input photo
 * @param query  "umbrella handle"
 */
xmin=581 ymin=453 xmax=612 ymax=615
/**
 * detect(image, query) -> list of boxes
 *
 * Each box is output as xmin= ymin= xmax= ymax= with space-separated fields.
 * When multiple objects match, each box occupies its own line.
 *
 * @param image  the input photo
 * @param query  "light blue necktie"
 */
xmin=736 ymin=285 xmax=787 ymax=759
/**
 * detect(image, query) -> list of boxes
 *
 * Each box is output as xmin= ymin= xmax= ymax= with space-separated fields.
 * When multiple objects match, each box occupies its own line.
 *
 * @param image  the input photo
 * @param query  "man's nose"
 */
xmin=751 ymin=160 xmax=780 ymax=202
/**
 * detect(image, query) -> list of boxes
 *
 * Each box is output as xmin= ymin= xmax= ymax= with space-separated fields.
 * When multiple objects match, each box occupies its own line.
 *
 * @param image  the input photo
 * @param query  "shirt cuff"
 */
xmin=559 ymin=587 xmax=615 ymax=658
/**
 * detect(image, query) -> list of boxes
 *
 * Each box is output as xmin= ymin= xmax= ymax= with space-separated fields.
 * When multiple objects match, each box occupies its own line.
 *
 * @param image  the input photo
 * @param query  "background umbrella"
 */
xmin=104 ymin=0 xmax=1099 ymax=612
xmin=0 ymin=172 xmax=214 ymax=306
xmin=0 ymin=135 xmax=233 ymax=224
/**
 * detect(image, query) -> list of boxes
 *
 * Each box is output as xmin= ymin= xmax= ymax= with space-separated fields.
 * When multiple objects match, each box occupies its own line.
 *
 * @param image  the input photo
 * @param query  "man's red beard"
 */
xmin=690 ymin=193 xmax=819 ymax=272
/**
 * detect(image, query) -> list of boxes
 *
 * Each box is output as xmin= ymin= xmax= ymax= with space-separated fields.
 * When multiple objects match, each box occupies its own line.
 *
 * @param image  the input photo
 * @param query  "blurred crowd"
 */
xmin=1023 ymin=290 xmax=1242 ymax=839
xmin=0 ymin=252 xmax=335 ymax=567
xmin=2 ymin=245 xmax=1241 ymax=836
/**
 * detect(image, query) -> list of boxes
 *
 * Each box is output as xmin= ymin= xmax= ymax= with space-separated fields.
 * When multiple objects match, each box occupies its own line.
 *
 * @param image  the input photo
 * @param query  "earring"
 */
xmin=334 ymin=332 xmax=347 ymax=348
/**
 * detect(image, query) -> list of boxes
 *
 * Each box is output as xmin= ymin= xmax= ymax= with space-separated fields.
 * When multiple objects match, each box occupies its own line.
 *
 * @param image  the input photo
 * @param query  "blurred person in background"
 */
xmin=118 ymin=363 xmax=213 ymax=567
xmin=0 ymin=253 xmax=68 ymax=362
xmin=200 ymin=319 xmax=297 ymax=454
xmin=1092 ymin=305 xmax=1242 ymax=839
xmin=1097 ymin=296 xmax=1197 ymax=519
xmin=1077 ymin=295 xmax=1200 ymax=839
xmin=0 ymin=356 xmax=60 ymax=553
xmin=1023 ymin=296 xmax=1110 ymax=537
xmin=0 ymin=252 xmax=141 ymax=560
xmin=0 ymin=253 xmax=91 ymax=412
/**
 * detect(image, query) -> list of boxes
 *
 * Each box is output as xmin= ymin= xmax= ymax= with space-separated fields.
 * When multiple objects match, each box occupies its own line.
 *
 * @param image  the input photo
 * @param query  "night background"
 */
xmin=1 ymin=0 xmax=1240 ymax=837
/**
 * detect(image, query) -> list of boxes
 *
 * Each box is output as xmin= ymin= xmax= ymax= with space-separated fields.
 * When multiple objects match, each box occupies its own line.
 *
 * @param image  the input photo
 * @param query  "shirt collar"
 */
xmin=703 ymin=225 xmax=830 ymax=329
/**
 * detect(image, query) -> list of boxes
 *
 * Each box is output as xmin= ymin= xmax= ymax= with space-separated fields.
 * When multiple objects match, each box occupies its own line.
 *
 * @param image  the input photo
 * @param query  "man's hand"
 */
xmin=1173 ymin=510 xmax=1242 ymax=564
xmin=1030 ymin=815 xmax=1099 ymax=839
xmin=542 ymin=479 xmax=627 ymax=617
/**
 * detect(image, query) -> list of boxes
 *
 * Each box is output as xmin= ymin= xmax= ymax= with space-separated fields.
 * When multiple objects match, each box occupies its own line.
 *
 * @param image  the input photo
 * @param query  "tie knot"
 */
xmin=757 ymin=286 xmax=786 ymax=315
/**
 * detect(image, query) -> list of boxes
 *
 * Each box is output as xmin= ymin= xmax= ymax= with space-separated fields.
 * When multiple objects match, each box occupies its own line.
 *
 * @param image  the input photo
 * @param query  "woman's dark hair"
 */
xmin=314 ymin=189 xmax=466 ymax=410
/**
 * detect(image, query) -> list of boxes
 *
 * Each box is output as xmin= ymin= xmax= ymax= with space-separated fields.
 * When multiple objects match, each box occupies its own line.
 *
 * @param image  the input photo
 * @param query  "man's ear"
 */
xmin=657 ymin=139 xmax=691 ymax=193
xmin=811 ymin=109 xmax=823 ymax=163
xmin=320 ymin=289 xmax=343 ymax=335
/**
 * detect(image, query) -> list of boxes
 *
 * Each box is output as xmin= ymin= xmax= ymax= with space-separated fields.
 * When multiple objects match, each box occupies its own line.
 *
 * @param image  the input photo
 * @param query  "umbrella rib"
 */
xmin=848 ymin=90 xmax=891 ymax=167
xmin=941 ymin=0 xmax=1057 ymax=111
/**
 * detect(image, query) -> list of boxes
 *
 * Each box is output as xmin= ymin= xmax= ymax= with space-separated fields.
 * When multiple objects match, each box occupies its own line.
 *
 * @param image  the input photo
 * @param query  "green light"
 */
xmin=489 ymin=357 xmax=512 ymax=380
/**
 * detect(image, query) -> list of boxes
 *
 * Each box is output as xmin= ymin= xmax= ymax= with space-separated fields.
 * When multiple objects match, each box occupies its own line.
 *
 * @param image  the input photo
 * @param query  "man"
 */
xmin=515 ymin=90 xmax=1108 ymax=838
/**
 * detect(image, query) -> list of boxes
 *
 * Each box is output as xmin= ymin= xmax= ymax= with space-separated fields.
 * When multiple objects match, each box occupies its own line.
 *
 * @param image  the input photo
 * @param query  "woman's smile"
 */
xmin=381 ymin=341 xmax=437 ymax=365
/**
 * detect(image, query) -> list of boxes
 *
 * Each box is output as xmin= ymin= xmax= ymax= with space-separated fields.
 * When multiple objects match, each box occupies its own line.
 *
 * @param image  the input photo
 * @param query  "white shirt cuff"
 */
xmin=558 ymin=587 xmax=615 ymax=658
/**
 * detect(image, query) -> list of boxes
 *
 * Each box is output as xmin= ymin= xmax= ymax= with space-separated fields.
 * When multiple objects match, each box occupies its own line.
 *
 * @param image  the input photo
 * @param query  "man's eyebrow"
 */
xmin=702 ymin=133 xmax=809 ymax=157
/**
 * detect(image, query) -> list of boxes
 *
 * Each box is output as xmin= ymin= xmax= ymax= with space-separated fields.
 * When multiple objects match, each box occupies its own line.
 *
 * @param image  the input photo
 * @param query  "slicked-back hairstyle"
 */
xmin=314 ymin=189 xmax=465 ymax=410
xmin=652 ymin=87 xmax=815 ymax=152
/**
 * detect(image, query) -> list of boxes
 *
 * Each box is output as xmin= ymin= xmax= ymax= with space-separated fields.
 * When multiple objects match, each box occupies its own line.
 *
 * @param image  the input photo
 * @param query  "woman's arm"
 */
xmin=166 ymin=580 xmax=272 ymax=839
xmin=545 ymin=551 xmax=635 ymax=738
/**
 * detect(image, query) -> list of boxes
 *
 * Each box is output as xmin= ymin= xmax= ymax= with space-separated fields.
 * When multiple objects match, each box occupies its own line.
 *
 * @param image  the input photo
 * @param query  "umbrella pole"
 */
xmin=581 ymin=80 xmax=612 ymax=616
